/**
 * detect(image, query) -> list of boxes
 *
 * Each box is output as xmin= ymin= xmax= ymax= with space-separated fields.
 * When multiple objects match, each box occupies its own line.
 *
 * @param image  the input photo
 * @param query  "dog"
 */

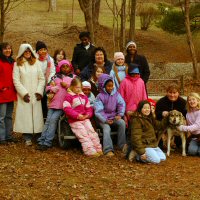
xmin=166 ymin=110 xmax=187 ymax=156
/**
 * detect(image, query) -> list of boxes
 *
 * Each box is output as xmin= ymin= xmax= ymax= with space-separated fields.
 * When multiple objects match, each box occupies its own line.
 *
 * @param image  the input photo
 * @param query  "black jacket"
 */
xmin=155 ymin=96 xmax=187 ymax=120
xmin=125 ymin=53 xmax=150 ymax=83
xmin=71 ymin=43 xmax=95 ymax=71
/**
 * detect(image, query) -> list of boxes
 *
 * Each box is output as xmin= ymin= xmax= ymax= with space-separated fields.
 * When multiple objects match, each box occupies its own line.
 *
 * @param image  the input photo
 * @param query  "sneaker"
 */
xmin=128 ymin=150 xmax=137 ymax=162
xmin=90 ymin=153 xmax=100 ymax=157
xmin=36 ymin=144 xmax=49 ymax=151
xmin=105 ymin=151 xmax=115 ymax=157
xmin=7 ymin=138 xmax=18 ymax=143
xmin=97 ymin=151 xmax=103 ymax=156
xmin=25 ymin=140 xmax=32 ymax=146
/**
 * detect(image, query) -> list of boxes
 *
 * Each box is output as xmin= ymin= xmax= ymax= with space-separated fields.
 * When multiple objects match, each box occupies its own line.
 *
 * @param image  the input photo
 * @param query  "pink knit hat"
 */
xmin=57 ymin=59 xmax=73 ymax=73
xmin=114 ymin=52 xmax=125 ymax=62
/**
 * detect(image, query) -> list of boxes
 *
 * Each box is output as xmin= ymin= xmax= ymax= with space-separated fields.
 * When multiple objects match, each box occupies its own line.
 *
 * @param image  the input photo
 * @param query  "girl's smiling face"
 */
xmin=56 ymin=51 xmax=65 ymax=62
xmin=188 ymin=96 xmax=199 ymax=109
xmin=115 ymin=58 xmax=124 ymax=66
xmin=60 ymin=64 xmax=71 ymax=75
xmin=141 ymin=103 xmax=151 ymax=116
xmin=95 ymin=67 xmax=103 ymax=79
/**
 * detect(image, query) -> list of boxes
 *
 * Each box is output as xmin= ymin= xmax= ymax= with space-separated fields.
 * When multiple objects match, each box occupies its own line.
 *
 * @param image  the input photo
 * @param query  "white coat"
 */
xmin=13 ymin=57 xmax=45 ymax=134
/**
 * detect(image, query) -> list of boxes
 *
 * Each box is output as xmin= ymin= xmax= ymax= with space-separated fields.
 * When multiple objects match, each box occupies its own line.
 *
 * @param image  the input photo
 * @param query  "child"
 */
xmin=94 ymin=74 xmax=126 ymax=156
xmin=89 ymin=65 xmax=105 ymax=97
xmin=147 ymin=98 xmax=156 ymax=118
xmin=119 ymin=63 xmax=147 ymax=120
xmin=110 ymin=52 xmax=127 ymax=91
xmin=129 ymin=100 xmax=168 ymax=164
xmin=82 ymin=81 xmax=95 ymax=107
xmin=178 ymin=93 xmax=200 ymax=156
xmin=72 ymin=31 xmax=95 ymax=75
xmin=63 ymin=78 xmax=102 ymax=157
xmin=37 ymin=60 xmax=75 ymax=151
xmin=53 ymin=49 xmax=66 ymax=73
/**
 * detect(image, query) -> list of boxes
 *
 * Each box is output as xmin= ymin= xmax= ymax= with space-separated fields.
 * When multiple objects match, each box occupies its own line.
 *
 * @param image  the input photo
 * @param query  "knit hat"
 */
xmin=128 ymin=63 xmax=140 ymax=74
xmin=126 ymin=41 xmax=137 ymax=50
xmin=82 ymin=81 xmax=91 ymax=89
xmin=114 ymin=52 xmax=124 ymax=61
xmin=36 ymin=41 xmax=47 ymax=52
xmin=147 ymin=98 xmax=156 ymax=108
xmin=57 ymin=59 xmax=73 ymax=73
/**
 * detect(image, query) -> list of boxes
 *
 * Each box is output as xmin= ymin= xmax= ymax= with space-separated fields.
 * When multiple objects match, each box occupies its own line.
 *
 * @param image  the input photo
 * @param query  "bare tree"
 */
xmin=120 ymin=0 xmax=126 ymax=52
xmin=48 ymin=0 xmax=56 ymax=12
xmin=129 ymin=0 xmax=136 ymax=41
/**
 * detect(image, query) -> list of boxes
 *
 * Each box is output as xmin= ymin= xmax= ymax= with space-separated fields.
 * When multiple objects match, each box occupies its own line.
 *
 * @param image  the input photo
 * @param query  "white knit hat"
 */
xmin=114 ymin=52 xmax=125 ymax=61
xmin=82 ymin=81 xmax=91 ymax=89
xmin=125 ymin=41 xmax=137 ymax=50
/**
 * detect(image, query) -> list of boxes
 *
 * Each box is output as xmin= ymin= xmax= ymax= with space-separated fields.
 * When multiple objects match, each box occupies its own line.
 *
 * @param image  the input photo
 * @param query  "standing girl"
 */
xmin=37 ymin=60 xmax=75 ymax=150
xmin=13 ymin=44 xmax=45 ymax=146
xmin=53 ymin=49 xmax=66 ymax=73
xmin=178 ymin=93 xmax=200 ymax=156
xmin=63 ymin=78 xmax=102 ymax=157
xmin=0 ymin=42 xmax=17 ymax=144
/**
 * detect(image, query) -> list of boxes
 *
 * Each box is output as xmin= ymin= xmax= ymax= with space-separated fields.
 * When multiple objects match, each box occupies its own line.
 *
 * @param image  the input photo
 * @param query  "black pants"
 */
xmin=42 ymin=94 xmax=48 ymax=119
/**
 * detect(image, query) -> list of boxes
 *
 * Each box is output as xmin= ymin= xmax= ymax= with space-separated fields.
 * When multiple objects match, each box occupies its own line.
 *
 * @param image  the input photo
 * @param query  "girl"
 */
xmin=82 ymin=81 xmax=95 ymax=107
xmin=89 ymin=65 xmax=105 ymax=97
xmin=178 ymin=93 xmax=200 ymax=156
xmin=37 ymin=60 xmax=75 ymax=151
xmin=13 ymin=44 xmax=45 ymax=146
xmin=53 ymin=49 xmax=66 ymax=73
xmin=0 ymin=42 xmax=17 ymax=144
xmin=36 ymin=41 xmax=55 ymax=118
xmin=110 ymin=52 xmax=127 ymax=91
xmin=63 ymin=78 xmax=102 ymax=157
xmin=129 ymin=100 xmax=168 ymax=164
xmin=94 ymin=74 xmax=126 ymax=156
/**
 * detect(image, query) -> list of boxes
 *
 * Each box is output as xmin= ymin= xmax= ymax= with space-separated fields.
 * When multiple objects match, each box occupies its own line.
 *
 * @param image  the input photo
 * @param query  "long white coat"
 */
xmin=13 ymin=60 xmax=45 ymax=133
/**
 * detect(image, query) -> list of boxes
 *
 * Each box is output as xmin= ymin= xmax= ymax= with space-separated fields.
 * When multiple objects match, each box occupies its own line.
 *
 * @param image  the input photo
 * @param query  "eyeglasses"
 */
xmin=24 ymin=50 xmax=31 ymax=53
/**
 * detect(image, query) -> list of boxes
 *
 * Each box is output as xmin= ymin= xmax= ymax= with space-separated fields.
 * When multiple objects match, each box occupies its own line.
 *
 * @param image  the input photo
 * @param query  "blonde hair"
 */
xmin=113 ymin=63 xmax=128 ymax=84
xmin=69 ymin=78 xmax=82 ymax=91
xmin=186 ymin=92 xmax=200 ymax=112
xmin=16 ymin=52 xmax=36 ymax=66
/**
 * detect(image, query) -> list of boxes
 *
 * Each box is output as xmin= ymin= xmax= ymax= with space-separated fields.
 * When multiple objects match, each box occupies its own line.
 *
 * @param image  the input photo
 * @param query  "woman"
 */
xmin=13 ymin=43 xmax=45 ymax=146
xmin=0 ymin=42 xmax=17 ymax=144
xmin=125 ymin=41 xmax=150 ymax=84
xmin=80 ymin=47 xmax=112 ymax=81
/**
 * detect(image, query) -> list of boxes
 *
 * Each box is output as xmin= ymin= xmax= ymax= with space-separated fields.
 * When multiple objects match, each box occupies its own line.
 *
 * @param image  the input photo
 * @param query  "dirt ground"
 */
xmin=0 ymin=134 xmax=200 ymax=200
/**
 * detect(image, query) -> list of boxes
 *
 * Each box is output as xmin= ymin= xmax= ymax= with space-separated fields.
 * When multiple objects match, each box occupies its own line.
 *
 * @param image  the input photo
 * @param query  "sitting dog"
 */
xmin=167 ymin=110 xmax=187 ymax=156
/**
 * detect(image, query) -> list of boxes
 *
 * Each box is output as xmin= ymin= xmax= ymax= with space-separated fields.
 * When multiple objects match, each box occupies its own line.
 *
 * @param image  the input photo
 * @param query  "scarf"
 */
xmin=39 ymin=55 xmax=51 ymax=83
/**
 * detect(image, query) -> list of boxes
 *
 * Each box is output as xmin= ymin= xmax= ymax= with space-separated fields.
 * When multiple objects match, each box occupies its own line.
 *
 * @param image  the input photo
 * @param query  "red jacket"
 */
xmin=0 ymin=59 xmax=17 ymax=103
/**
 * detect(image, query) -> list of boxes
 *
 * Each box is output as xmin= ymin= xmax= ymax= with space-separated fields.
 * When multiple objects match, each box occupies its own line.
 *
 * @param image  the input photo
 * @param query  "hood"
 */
xmin=126 ymin=74 xmax=140 ymax=81
xmin=57 ymin=59 xmax=74 ymax=73
xmin=98 ymin=74 xmax=113 ymax=92
xmin=17 ymin=44 xmax=37 ymax=59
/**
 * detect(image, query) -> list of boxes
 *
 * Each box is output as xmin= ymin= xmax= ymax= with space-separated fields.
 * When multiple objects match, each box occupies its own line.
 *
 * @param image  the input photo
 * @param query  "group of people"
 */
xmin=0 ymin=31 xmax=200 ymax=164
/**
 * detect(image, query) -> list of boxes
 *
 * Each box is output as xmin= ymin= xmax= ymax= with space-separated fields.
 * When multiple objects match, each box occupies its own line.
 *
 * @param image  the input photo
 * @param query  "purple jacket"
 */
xmin=94 ymin=74 xmax=125 ymax=123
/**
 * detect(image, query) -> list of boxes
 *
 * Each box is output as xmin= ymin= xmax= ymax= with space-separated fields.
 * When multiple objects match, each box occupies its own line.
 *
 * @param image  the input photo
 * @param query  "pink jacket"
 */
xmin=179 ymin=110 xmax=200 ymax=135
xmin=63 ymin=90 xmax=93 ymax=123
xmin=46 ymin=74 xmax=76 ymax=109
xmin=118 ymin=75 xmax=147 ymax=113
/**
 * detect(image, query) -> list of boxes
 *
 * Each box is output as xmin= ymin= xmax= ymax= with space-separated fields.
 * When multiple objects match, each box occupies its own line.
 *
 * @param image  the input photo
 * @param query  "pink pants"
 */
xmin=70 ymin=119 xmax=102 ymax=156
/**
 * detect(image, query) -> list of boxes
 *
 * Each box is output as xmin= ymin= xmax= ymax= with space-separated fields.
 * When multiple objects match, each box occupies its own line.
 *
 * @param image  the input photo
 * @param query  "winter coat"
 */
xmin=125 ymin=53 xmax=150 ymax=83
xmin=80 ymin=60 xmax=113 ymax=81
xmin=88 ymin=92 xmax=95 ymax=107
xmin=110 ymin=65 xmax=127 ymax=91
xmin=130 ymin=113 xmax=168 ymax=155
xmin=155 ymin=96 xmax=187 ymax=120
xmin=63 ymin=90 xmax=93 ymax=123
xmin=94 ymin=74 xmax=125 ymax=123
xmin=13 ymin=60 xmax=45 ymax=133
xmin=179 ymin=109 xmax=200 ymax=136
xmin=118 ymin=75 xmax=147 ymax=113
xmin=0 ymin=58 xmax=17 ymax=103
xmin=46 ymin=73 xmax=76 ymax=109
xmin=72 ymin=43 xmax=95 ymax=72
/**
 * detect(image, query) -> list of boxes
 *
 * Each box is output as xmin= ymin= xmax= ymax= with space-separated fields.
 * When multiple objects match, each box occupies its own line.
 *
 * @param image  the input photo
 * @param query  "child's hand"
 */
xmin=106 ymin=120 xmax=113 ymax=125
xmin=60 ymin=82 xmax=68 ymax=88
xmin=77 ymin=114 xmax=85 ymax=120
xmin=51 ymin=86 xmax=59 ymax=93
xmin=162 ymin=111 xmax=169 ymax=117
xmin=115 ymin=116 xmax=121 ymax=120
xmin=83 ymin=114 xmax=89 ymax=119
xmin=127 ymin=111 xmax=134 ymax=116
xmin=141 ymin=153 xmax=147 ymax=160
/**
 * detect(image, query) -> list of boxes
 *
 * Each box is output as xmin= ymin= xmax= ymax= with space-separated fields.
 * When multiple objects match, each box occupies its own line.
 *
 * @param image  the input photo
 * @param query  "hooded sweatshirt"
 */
xmin=94 ymin=74 xmax=125 ymax=123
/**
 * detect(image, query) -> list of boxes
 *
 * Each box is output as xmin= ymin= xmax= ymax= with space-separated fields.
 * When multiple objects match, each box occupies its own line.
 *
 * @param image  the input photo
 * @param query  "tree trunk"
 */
xmin=92 ymin=0 xmax=101 ymax=26
xmin=0 ymin=0 xmax=5 ymax=42
xmin=48 ymin=0 xmax=56 ymax=12
xmin=184 ymin=0 xmax=199 ymax=79
xmin=129 ymin=0 xmax=136 ymax=41
xmin=120 ymin=0 xmax=126 ymax=52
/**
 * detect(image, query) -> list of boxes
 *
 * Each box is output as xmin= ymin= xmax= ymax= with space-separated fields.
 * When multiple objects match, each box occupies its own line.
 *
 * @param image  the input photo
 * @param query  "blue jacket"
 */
xmin=94 ymin=74 xmax=125 ymax=123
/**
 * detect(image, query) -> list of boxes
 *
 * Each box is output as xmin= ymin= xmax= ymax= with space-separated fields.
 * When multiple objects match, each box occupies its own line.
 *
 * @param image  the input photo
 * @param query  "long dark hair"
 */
xmin=53 ymin=49 xmax=66 ymax=63
xmin=137 ymin=100 xmax=153 ymax=119
xmin=0 ymin=42 xmax=14 ymax=63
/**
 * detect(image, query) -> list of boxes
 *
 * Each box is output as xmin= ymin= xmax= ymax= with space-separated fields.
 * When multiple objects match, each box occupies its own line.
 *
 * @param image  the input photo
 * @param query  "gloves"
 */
xmin=23 ymin=94 xmax=30 ymax=103
xmin=35 ymin=93 xmax=42 ymax=101
xmin=51 ymin=86 xmax=59 ymax=93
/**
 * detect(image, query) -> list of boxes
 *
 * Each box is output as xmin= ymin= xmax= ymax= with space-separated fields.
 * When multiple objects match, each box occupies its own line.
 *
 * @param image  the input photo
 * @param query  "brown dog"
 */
xmin=167 ymin=110 xmax=187 ymax=156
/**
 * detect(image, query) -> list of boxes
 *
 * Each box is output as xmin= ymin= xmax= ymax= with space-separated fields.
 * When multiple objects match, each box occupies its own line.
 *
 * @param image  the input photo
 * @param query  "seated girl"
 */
xmin=82 ymin=81 xmax=95 ymax=107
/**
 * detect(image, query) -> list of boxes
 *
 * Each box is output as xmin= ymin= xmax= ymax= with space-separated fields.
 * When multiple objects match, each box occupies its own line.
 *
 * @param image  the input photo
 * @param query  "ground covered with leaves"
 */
xmin=0 ymin=136 xmax=199 ymax=200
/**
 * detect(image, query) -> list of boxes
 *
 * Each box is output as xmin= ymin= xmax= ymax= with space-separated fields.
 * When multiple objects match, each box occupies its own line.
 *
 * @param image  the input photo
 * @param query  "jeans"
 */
xmin=145 ymin=147 xmax=166 ymax=164
xmin=188 ymin=139 xmax=200 ymax=156
xmin=0 ymin=102 xmax=14 ymax=141
xmin=38 ymin=108 xmax=63 ymax=147
xmin=99 ymin=119 xmax=126 ymax=154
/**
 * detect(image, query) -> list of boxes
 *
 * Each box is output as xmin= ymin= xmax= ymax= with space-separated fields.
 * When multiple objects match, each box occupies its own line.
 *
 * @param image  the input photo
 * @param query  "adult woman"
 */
xmin=0 ymin=42 xmax=17 ymax=144
xmin=13 ymin=43 xmax=45 ymax=146
xmin=80 ymin=47 xmax=112 ymax=81
xmin=125 ymin=41 xmax=150 ymax=84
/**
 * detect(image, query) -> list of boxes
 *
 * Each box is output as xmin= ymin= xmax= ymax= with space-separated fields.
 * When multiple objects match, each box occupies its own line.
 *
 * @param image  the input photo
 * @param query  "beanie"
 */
xmin=114 ymin=52 xmax=125 ymax=62
xmin=126 ymin=41 xmax=137 ymax=50
xmin=57 ymin=59 xmax=73 ymax=73
xmin=36 ymin=41 xmax=47 ymax=52
xmin=128 ymin=63 xmax=140 ymax=74
xmin=82 ymin=81 xmax=91 ymax=89
xmin=147 ymin=98 xmax=156 ymax=108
